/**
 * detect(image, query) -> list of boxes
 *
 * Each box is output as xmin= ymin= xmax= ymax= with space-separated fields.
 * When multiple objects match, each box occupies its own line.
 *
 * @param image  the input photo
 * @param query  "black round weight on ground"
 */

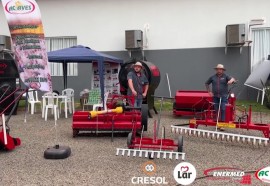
xmin=44 ymin=145 xmax=71 ymax=159
xmin=141 ymin=104 xmax=148 ymax=131
xmin=178 ymin=135 xmax=184 ymax=153
xmin=127 ymin=132 xmax=133 ymax=149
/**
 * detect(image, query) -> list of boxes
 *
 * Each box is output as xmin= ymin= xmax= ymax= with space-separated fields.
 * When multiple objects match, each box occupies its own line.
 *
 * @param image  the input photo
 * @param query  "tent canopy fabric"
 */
xmin=47 ymin=45 xmax=123 ymax=104
xmin=48 ymin=45 xmax=123 ymax=63
xmin=244 ymin=60 xmax=270 ymax=90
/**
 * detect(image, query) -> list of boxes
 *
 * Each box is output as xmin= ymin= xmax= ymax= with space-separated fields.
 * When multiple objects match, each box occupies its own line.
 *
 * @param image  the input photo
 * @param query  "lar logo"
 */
xmin=142 ymin=161 xmax=156 ymax=176
xmin=255 ymin=166 xmax=270 ymax=183
xmin=5 ymin=0 xmax=35 ymax=14
xmin=173 ymin=162 xmax=196 ymax=185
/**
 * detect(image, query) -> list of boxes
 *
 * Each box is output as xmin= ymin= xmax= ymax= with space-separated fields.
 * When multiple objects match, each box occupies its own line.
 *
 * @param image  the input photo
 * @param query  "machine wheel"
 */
xmin=127 ymin=132 xmax=134 ymax=149
xmin=177 ymin=135 xmax=184 ymax=153
xmin=141 ymin=104 xmax=148 ymax=131
xmin=173 ymin=102 xmax=176 ymax=110
xmin=73 ymin=129 xmax=79 ymax=138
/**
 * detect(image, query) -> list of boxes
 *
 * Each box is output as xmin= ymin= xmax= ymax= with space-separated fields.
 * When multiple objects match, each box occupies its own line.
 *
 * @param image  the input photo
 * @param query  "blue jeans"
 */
xmin=213 ymin=96 xmax=228 ymax=121
xmin=134 ymin=98 xmax=143 ymax=108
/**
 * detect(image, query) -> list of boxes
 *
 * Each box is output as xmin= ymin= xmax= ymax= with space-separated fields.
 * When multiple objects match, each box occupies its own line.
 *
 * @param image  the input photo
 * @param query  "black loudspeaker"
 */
xmin=226 ymin=24 xmax=245 ymax=46
xmin=125 ymin=30 xmax=143 ymax=49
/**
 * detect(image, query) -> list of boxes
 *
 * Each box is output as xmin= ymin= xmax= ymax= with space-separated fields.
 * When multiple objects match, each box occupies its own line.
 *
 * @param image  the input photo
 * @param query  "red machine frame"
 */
xmin=183 ymin=92 xmax=270 ymax=139
xmin=127 ymin=121 xmax=182 ymax=152
xmin=72 ymin=95 xmax=147 ymax=137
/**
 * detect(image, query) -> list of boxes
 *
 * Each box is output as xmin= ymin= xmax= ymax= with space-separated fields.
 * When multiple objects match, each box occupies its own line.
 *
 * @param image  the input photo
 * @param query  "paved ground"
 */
xmin=0 ymin=109 xmax=270 ymax=186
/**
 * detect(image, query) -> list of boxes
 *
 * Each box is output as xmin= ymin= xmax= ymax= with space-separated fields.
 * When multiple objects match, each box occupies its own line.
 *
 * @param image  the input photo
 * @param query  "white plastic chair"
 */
xmin=59 ymin=88 xmax=74 ymax=114
xmin=27 ymin=89 xmax=42 ymax=114
xmin=43 ymin=92 xmax=59 ymax=121
xmin=93 ymin=91 xmax=110 ymax=111
xmin=83 ymin=89 xmax=101 ymax=111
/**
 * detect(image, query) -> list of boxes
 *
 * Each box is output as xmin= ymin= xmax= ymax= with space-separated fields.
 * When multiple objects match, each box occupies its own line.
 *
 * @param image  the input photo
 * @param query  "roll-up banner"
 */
xmin=1 ymin=0 xmax=52 ymax=91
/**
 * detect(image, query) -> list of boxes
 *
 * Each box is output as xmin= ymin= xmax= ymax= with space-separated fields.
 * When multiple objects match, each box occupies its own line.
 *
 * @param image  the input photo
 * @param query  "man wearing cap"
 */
xmin=205 ymin=64 xmax=235 ymax=122
xmin=127 ymin=62 xmax=149 ymax=107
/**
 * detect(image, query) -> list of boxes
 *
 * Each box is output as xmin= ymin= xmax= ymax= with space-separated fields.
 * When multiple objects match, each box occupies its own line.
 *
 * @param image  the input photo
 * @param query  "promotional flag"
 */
xmin=1 ymin=0 xmax=52 ymax=91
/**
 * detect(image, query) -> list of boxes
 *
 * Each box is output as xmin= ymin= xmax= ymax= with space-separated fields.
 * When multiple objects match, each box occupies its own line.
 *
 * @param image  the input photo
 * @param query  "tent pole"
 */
xmin=63 ymin=62 xmax=67 ymax=89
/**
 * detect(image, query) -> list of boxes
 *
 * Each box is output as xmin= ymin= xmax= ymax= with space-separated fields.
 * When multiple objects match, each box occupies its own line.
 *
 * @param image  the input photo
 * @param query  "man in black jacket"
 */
xmin=127 ymin=62 xmax=149 ymax=107
xmin=205 ymin=64 xmax=235 ymax=122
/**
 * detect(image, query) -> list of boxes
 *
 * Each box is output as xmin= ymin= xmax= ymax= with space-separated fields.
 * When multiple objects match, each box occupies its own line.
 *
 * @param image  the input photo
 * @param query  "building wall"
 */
xmin=0 ymin=0 xmax=268 ymax=99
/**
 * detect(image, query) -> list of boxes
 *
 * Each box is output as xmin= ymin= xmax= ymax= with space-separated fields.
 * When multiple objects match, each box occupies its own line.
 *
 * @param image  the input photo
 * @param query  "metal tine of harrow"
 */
xmin=139 ymin=150 xmax=143 ymax=157
xmin=163 ymin=151 xmax=167 ymax=159
xmin=237 ymin=136 xmax=240 ymax=142
xmin=169 ymin=152 xmax=173 ymax=159
xmin=242 ymin=137 xmax=246 ymax=143
xmin=175 ymin=153 xmax=179 ymax=160
xmin=226 ymin=135 xmax=230 ymax=141
xmin=197 ymin=130 xmax=200 ymax=137
xmin=116 ymin=148 xmax=120 ymax=156
xmin=182 ymin=154 xmax=185 ymax=160
xmin=258 ymin=139 xmax=262 ymax=146
xmin=121 ymin=149 xmax=126 ymax=156
xmin=264 ymin=140 xmax=268 ymax=146
xmin=133 ymin=150 xmax=137 ymax=157
xmin=180 ymin=128 xmax=183 ymax=134
xmin=127 ymin=149 xmax=131 ymax=157
xmin=232 ymin=136 xmax=235 ymax=142
xmin=211 ymin=133 xmax=215 ymax=139
xmin=253 ymin=138 xmax=256 ymax=146
xmin=184 ymin=129 xmax=188 ymax=134
xmin=145 ymin=151 xmax=148 ymax=158
xmin=157 ymin=151 xmax=161 ymax=159
xmin=247 ymin=138 xmax=251 ymax=144
xmin=221 ymin=134 xmax=225 ymax=140
xmin=171 ymin=127 xmax=175 ymax=133
xmin=207 ymin=132 xmax=211 ymax=138
xmin=151 ymin=151 xmax=154 ymax=159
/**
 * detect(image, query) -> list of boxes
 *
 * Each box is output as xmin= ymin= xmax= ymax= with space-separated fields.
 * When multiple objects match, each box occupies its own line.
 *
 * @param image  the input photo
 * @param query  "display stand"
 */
xmin=91 ymin=62 xmax=120 ymax=94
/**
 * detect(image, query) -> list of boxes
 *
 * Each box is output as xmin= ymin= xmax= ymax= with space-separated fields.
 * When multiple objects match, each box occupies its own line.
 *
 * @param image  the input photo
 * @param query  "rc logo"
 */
xmin=173 ymin=162 xmax=196 ymax=185
xmin=255 ymin=166 xmax=270 ymax=183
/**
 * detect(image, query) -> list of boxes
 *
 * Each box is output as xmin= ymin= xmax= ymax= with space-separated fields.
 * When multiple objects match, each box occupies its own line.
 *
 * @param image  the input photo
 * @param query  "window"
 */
xmin=45 ymin=37 xmax=78 ymax=76
xmin=251 ymin=28 xmax=270 ymax=71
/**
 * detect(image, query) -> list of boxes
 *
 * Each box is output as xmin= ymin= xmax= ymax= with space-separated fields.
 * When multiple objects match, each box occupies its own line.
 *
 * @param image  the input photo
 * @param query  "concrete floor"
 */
xmin=0 ymin=110 xmax=269 ymax=186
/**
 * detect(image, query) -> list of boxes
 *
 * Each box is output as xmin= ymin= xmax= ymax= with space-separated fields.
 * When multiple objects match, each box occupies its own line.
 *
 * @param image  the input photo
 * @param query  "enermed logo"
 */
xmin=5 ymin=0 xmax=35 ymax=14
xmin=173 ymin=162 xmax=196 ymax=185
xmin=255 ymin=166 xmax=270 ymax=183
xmin=131 ymin=161 xmax=168 ymax=185
xmin=204 ymin=167 xmax=251 ymax=184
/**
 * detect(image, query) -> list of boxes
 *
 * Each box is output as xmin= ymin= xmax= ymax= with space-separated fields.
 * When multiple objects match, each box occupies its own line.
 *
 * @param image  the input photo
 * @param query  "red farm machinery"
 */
xmin=172 ymin=90 xmax=270 ymax=146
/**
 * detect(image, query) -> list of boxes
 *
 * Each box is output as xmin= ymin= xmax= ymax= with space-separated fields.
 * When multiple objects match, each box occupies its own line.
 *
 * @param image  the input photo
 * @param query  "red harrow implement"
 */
xmin=116 ymin=96 xmax=185 ymax=160
xmin=72 ymin=95 xmax=148 ymax=139
xmin=0 ymin=84 xmax=25 ymax=151
xmin=172 ymin=90 xmax=270 ymax=146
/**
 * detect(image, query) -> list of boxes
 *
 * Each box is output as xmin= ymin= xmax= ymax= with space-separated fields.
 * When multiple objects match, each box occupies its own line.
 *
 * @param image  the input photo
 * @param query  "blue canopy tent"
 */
xmin=47 ymin=45 xmax=123 ymax=104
